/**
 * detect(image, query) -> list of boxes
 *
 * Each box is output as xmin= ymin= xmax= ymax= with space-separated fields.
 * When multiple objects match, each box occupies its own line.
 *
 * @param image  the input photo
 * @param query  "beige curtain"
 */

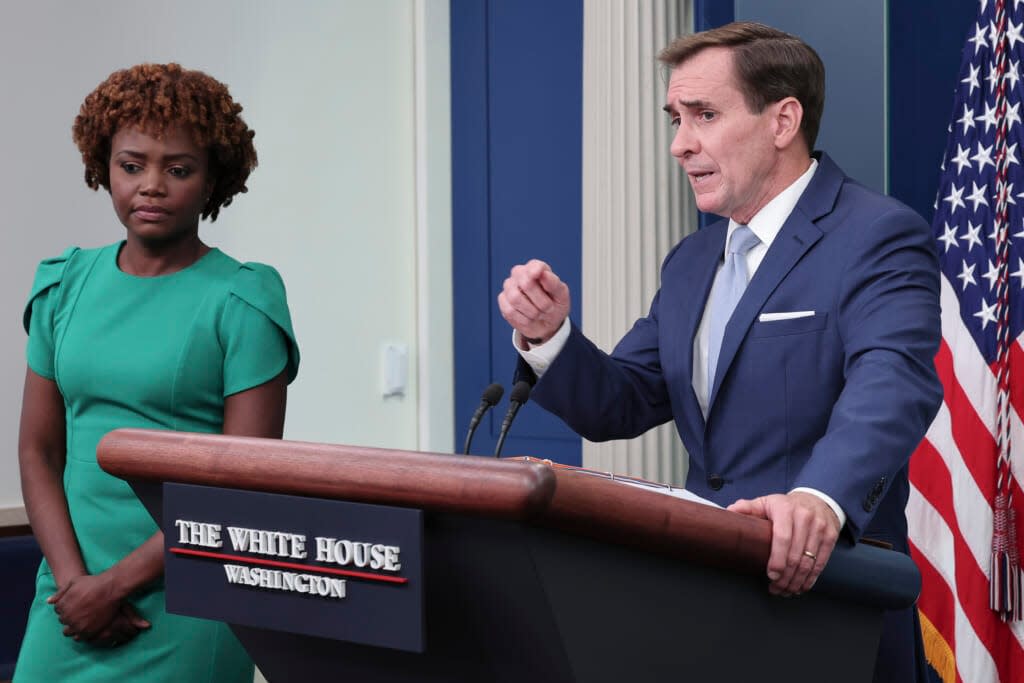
xmin=581 ymin=0 xmax=696 ymax=485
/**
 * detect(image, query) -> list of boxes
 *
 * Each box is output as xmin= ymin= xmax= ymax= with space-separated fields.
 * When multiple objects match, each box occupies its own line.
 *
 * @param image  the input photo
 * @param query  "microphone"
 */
xmin=462 ymin=383 xmax=505 ymax=454
xmin=494 ymin=381 xmax=532 ymax=458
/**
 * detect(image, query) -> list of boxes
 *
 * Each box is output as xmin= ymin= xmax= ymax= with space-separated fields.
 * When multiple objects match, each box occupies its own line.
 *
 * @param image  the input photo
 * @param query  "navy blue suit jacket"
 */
xmin=521 ymin=153 xmax=943 ymax=681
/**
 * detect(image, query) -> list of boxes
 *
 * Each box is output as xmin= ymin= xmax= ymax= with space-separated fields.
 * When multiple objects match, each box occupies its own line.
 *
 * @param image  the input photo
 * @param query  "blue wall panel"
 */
xmin=452 ymin=0 xmax=583 ymax=462
xmin=888 ymin=0 xmax=977 ymax=223
xmin=451 ymin=0 xmax=496 ymax=456
xmin=695 ymin=0 xmax=735 ymax=31
xmin=694 ymin=0 xmax=735 ymax=229
xmin=736 ymin=0 xmax=887 ymax=194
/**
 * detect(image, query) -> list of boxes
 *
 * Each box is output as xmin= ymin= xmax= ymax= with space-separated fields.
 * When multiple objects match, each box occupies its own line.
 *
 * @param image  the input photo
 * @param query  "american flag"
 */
xmin=908 ymin=0 xmax=1024 ymax=680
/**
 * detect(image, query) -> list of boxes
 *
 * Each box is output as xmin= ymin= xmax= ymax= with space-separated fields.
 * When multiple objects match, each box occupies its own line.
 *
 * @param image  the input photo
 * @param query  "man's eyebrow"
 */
xmin=676 ymin=99 xmax=713 ymax=110
xmin=663 ymin=99 xmax=715 ymax=115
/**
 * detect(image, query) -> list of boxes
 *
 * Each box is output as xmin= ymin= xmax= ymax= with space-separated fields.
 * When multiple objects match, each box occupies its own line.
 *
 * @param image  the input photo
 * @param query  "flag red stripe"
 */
xmin=932 ymin=339 xmax=998 ymax=505
xmin=913 ymin=437 xmax=1024 ymax=679
xmin=911 ymin=440 xmax=960 ymax=543
xmin=910 ymin=537 xmax=962 ymax=683
xmin=908 ymin=437 xmax=959 ymax=679
xmin=1009 ymin=341 xmax=1024 ymax=421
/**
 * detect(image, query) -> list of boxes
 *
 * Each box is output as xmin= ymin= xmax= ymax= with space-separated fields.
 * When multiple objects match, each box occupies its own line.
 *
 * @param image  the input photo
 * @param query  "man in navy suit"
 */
xmin=498 ymin=22 xmax=941 ymax=682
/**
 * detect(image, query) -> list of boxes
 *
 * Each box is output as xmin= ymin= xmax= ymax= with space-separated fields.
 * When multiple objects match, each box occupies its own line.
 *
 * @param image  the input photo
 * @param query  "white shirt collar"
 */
xmin=724 ymin=158 xmax=818 ymax=255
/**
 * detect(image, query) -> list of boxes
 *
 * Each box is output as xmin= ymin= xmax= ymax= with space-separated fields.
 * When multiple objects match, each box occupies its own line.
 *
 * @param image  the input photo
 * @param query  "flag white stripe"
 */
xmin=915 ymin=361 xmax=1024 ymax=652
xmin=908 ymin=479 xmax=958 ymax=588
xmin=955 ymin=601 xmax=1002 ymax=683
xmin=1012 ymin=337 xmax=1024 ymax=477
xmin=922 ymin=402 xmax=993 ymax=573
xmin=940 ymin=275 xmax=998 ymax=439
xmin=909 ymin=485 xmax=1000 ymax=681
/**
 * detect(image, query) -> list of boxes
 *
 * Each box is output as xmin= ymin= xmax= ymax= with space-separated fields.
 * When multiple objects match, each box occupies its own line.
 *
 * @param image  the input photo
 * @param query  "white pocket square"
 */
xmin=758 ymin=311 xmax=816 ymax=322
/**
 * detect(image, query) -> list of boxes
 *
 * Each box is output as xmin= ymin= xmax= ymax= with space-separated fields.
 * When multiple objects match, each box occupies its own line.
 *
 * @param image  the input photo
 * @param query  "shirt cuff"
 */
xmin=513 ymin=318 xmax=571 ymax=379
xmin=790 ymin=487 xmax=847 ymax=530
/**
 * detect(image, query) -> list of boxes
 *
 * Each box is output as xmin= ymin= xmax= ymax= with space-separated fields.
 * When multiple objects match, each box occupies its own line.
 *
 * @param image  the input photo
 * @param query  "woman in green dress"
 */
xmin=14 ymin=63 xmax=300 ymax=682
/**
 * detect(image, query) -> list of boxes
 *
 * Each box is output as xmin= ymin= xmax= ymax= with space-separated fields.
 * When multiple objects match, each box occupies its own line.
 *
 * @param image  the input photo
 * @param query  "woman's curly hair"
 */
xmin=72 ymin=63 xmax=257 ymax=222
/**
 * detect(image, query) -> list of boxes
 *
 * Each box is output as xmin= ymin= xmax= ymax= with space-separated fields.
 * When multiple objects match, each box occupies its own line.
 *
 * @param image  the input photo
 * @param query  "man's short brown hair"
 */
xmin=659 ymin=22 xmax=825 ymax=152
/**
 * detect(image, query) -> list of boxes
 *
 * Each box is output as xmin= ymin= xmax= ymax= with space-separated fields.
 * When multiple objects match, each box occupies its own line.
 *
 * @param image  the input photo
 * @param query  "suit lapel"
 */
xmin=678 ymin=226 xmax=726 ymax=439
xmin=706 ymin=153 xmax=843 ymax=412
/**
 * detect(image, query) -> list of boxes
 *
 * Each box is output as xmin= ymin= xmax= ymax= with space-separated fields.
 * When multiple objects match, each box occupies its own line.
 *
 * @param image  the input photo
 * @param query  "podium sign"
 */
xmin=163 ymin=483 xmax=424 ymax=652
xmin=98 ymin=430 xmax=918 ymax=682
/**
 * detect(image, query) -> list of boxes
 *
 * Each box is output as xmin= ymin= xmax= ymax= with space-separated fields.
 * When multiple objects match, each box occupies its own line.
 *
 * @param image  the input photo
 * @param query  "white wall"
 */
xmin=0 ymin=0 xmax=453 ymax=516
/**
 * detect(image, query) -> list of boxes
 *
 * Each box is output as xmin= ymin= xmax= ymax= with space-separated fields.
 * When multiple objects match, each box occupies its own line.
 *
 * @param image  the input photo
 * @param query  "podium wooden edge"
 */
xmin=98 ymin=428 xmax=557 ymax=519
xmin=98 ymin=428 xmax=772 ymax=576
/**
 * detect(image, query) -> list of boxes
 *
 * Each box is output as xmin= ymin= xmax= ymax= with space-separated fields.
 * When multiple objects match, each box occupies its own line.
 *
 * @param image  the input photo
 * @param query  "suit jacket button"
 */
xmin=708 ymin=475 xmax=724 ymax=491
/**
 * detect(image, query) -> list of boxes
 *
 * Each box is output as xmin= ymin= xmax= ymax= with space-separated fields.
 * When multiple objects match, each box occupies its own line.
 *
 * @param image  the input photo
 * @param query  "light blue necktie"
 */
xmin=707 ymin=225 xmax=760 ymax=400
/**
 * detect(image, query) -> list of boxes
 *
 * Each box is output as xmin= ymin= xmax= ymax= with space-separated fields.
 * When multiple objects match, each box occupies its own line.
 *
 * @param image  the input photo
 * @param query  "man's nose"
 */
xmin=670 ymin=124 xmax=697 ymax=159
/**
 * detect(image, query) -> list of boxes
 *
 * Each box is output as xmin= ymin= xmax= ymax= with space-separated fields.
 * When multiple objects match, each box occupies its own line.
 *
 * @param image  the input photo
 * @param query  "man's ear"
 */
xmin=771 ymin=97 xmax=805 ymax=151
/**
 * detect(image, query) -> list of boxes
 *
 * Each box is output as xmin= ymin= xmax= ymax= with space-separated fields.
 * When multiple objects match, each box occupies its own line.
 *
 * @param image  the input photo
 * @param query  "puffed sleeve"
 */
xmin=23 ymin=247 xmax=78 ymax=380
xmin=220 ymin=262 xmax=300 ymax=396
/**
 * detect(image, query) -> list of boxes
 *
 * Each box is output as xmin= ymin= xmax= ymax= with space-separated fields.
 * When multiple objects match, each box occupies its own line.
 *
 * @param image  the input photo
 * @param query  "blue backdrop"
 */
xmin=451 ymin=0 xmax=583 ymax=463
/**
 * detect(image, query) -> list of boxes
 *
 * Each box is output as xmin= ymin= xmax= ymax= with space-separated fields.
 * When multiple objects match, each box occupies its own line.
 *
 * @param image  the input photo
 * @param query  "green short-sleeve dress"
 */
xmin=14 ymin=242 xmax=300 ymax=683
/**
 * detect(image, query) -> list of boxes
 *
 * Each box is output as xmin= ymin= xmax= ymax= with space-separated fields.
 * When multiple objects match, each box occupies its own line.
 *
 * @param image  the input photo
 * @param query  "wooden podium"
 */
xmin=98 ymin=428 xmax=918 ymax=683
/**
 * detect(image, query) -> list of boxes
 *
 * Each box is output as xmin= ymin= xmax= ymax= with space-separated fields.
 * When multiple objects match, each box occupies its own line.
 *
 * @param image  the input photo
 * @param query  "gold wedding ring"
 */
xmin=802 ymin=550 xmax=817 ymax=560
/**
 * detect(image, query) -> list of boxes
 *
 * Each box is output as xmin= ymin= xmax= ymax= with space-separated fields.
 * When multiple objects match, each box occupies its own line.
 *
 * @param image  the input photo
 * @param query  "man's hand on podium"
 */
xmin=728 ymin=491 xmax=841 ymax=597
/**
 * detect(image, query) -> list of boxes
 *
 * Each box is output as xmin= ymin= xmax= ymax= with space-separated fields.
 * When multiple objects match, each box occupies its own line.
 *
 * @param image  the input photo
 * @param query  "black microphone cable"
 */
xmin=494 ymin=381 xmax=532 ymax=458
xmin=462 ymin=383 xmax=504 ymax=454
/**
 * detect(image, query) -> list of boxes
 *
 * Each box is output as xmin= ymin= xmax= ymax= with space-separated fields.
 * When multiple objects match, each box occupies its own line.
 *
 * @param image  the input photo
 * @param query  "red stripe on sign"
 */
xmin=169 ymin=547 xmax=409 ymax=584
